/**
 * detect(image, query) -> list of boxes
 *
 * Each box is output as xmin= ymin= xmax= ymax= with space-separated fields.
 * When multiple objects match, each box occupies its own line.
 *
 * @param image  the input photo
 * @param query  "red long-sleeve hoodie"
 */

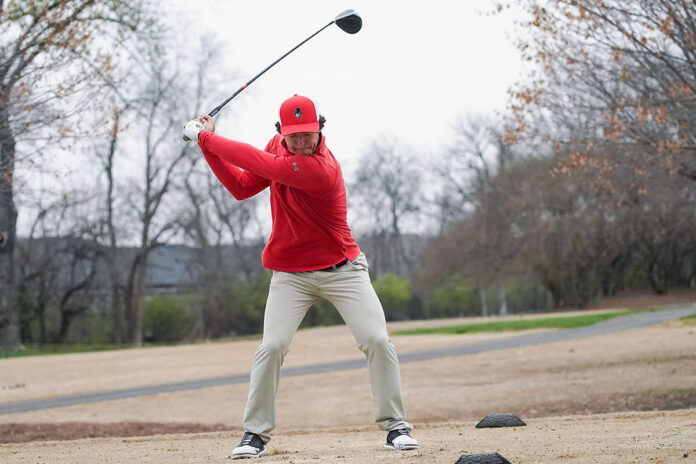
xmin=198 ymin=131 xmax=361 ymax=272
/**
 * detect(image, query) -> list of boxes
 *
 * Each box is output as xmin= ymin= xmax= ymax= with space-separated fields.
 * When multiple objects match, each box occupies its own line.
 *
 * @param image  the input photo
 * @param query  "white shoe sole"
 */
xmin=231 ymin=449 xmax=267 ymax=459
xmin=384 ymin=444 xmax=420 ymax=450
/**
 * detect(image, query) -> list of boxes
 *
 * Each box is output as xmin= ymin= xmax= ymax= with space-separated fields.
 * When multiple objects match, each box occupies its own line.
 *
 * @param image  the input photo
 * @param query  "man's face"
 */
xmin=284 ymin=132 xmax=320 ymax=156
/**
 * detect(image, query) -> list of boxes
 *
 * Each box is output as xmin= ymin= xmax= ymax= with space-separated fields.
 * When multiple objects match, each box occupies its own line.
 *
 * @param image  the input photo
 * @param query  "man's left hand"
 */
xmin=183 ymin=119 xmax=204 ymax=142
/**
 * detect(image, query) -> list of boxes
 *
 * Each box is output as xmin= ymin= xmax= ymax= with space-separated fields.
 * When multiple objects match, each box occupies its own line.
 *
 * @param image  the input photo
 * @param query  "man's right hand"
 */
xmin=198 ymin=114 xmax=216 ymax=133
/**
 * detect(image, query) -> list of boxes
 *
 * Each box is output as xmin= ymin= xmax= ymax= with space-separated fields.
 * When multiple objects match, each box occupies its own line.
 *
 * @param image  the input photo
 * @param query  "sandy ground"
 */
xmin=0 ymin=314 xmax=564 ymax=404
xmin=1 ymin=300 xmax=695 ymax=463
xmin=0 ymin=308 xmax=642 ymax=404
xmin=2 ymin=410 xmax=695 ymax=464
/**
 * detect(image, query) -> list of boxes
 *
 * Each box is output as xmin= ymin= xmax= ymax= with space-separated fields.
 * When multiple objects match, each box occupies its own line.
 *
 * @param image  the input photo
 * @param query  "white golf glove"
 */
xmin=182 ymin=119 xmax=204 ymax=141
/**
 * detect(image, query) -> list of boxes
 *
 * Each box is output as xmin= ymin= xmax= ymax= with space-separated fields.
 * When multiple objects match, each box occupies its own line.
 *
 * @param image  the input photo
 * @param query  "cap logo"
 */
xmin=294 ymin=107 xmax=302 ymax=119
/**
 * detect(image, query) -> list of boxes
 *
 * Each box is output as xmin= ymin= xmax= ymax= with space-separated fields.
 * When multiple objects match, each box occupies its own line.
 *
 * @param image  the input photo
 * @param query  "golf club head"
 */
xmin=334 ymin=9 xmax=362 ymax=34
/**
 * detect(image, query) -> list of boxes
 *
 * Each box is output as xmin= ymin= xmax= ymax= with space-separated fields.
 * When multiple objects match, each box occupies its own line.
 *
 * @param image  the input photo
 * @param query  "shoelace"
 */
xmin=387 ymin=429 xmax=410 ymax=443
xmin=241 ymin=434 xmax=254 ymax=445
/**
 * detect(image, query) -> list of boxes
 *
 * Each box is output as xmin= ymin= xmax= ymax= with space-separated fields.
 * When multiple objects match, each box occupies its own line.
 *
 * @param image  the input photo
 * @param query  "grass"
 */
xmin=668 ymin=386 xmax=696 ymax=395
xmin=633 ymin=303 xmax=695 ymax=312
xmin=678 ymin=313 xmax=696 ymax=326
xmin=0 ymin=341 xmax=194 ymax=359
xmin=1 ymin=333 xmax=265 ymax=359
xmin=392 ymin=310 xmax=636 ymax=335
xmin=1 ymin=343 xmax=142 ymax=359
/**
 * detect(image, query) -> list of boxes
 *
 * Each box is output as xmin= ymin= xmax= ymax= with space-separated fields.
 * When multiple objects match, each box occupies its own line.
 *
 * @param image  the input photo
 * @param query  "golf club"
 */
xmin=184 ymin=9 xmax=362 ymax=140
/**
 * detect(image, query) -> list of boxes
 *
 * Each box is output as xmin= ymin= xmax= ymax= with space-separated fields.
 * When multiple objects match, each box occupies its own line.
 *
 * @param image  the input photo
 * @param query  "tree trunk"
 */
xmin=124 ymin=249 xmax=148 ymax=345
xmin=56 ymin=311 xmax=74 ymax=344
xmin=107 ymin=250 xmax=123 ymax=343
xmin=0 ymin=102 xmax=20 ymax=349
xmin=479 ymin=286 xmax=488 ymax=318
xmin=38 ymin=302 xmax=47 ymax=344
xmin=105 ymin=112 xmax=124 ymax=343
xmin=131 ymin=256 xmax=147 ymax=345
xmin=497 ymin=281 xmax=508 ymax=316
xmin=37 ymin=282 xmax=48 ymax=344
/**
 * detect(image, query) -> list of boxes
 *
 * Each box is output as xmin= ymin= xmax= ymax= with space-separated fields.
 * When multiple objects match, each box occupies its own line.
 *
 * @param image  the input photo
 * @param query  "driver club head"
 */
xmin=334 ymin=9 xmax=362 ymax=34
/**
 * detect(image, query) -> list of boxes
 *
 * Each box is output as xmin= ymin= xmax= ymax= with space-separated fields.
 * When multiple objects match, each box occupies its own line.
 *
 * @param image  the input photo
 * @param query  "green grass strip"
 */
xmin=678 ymin=313 xmax=696 ymax=326
xmin=0 ymin=341 xmax=187 ymax=359
xmin=1 ymin=344 xmax=135 ymax=359
xmin=393 ymin=310 xmax=635 ymax=335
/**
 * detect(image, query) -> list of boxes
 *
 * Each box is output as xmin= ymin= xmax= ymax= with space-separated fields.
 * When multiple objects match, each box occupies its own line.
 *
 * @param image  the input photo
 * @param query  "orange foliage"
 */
xmin=578 ymin=5 xmax=587 ymax=19
xmin=659 ymin=16 xmax=673 ymax=35
xmin=655 ymin=107 xmax=666 ymax=126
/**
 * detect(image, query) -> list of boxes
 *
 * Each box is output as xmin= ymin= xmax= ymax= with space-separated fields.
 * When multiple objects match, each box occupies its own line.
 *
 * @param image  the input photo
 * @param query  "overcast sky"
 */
xmin=175 ymin=0 xmax=524 ymax=173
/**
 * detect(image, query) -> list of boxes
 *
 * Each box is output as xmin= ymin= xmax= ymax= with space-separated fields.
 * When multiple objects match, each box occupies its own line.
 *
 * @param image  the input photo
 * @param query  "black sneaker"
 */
xmin=232 ymin=432 xmax=267 ymax=459
xmin=384 ymin=428 xmax=419 ymax=450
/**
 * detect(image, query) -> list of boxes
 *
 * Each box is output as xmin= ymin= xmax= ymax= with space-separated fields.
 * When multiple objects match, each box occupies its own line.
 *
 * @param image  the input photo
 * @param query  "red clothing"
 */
xmin=198 ymin=131 xmax=361 ymax=272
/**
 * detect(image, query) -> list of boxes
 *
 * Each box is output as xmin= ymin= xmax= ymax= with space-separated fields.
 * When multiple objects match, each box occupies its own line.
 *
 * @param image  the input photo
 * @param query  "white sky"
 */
xmin=177 ymin=0 xmax=523 ymax=173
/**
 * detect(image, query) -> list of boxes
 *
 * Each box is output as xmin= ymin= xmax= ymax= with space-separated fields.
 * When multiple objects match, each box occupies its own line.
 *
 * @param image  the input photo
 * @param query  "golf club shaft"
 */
xmin=207 ymin=20 xmax=335 ymax=117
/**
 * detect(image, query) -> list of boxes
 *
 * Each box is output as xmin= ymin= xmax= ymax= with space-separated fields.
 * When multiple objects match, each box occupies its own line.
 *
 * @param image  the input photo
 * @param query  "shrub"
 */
xmin=301 ymin=300 xmax=344 ymax=328
xmin=424 ymin=278 xmax=479 ymax=318
xmin=372 ymin=273 xmax=412 ymax=321
xmin=143 ymin=294 xmax=195 ymax=342
xmin=196 ymin=272 xmax=271 ymax=338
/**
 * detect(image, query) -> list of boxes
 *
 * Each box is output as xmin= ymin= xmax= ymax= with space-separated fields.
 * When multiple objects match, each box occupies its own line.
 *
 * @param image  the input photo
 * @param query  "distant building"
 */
xmin=16 ymin=233 xmax=427 ymax=300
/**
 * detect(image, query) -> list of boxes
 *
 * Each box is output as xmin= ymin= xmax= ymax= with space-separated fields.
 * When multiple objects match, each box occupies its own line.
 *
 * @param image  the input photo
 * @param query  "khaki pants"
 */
xmin=242 ymin=253 xmax=412 ymax=443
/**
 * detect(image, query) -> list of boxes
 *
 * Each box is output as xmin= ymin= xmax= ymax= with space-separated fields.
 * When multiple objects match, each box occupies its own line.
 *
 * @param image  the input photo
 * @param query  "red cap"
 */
xmin=278 ymin=94 xmax=320 ymax=135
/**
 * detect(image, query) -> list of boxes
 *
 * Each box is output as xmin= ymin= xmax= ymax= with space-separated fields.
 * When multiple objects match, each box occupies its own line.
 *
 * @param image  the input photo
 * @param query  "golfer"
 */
xmin=183 ymin=95 xmax=418 ymax=459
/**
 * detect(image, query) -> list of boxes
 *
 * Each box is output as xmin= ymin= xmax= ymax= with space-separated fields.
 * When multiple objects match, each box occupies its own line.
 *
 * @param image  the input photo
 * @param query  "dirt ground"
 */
xmin=1 ymin=293 xmax=696 ymax=463
xmin=2 ymin=410 xmax=695 ymax=464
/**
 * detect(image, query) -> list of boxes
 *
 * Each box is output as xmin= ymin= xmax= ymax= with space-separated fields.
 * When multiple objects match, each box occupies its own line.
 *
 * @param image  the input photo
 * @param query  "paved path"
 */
xmin=2 ymin=306 xmax=694 ymax=415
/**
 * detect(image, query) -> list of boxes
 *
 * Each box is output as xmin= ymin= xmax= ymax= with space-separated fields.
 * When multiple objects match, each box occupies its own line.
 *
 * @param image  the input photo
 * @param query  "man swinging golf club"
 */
xmin=183 ymin=94 xmax=419 ymax=459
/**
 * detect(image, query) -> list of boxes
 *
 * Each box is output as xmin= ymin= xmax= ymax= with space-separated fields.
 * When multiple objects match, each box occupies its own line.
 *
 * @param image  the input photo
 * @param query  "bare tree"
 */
xmin=0 ymin=1 xmax=154 ymax=348
xmin=16 ymin=193 xmax=101 ymax=343
xmin=177 ymin=159 xmax=267 ymax=338
xmin=429 ymin=115 xmax=520 ymax=313
xmin=120 ymin=47 xmax=200 ymax=345
xmin=85 ymin=84 xmax=138 ymax=343
xmin=102 ymin=104 xmax=128 ymax=343
xmin=176 ymin=39 xmax=264 ymax=282
xmin=175 ymin=51 xmax=269 ymax=336
xmin=478 ymin=0 xmax=696 ymax=307
xmin=504 ymin=0 xmax=696 ymax=180
xmin=82 ymin=28 xmax=238 ymax=344
xmin=350 ymin=137 xmax=423 ymax=277
xmin=433 ymin=115 xmax=500 ymax=226
xmin=418 ymin=136 xmax=696 ymax=314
